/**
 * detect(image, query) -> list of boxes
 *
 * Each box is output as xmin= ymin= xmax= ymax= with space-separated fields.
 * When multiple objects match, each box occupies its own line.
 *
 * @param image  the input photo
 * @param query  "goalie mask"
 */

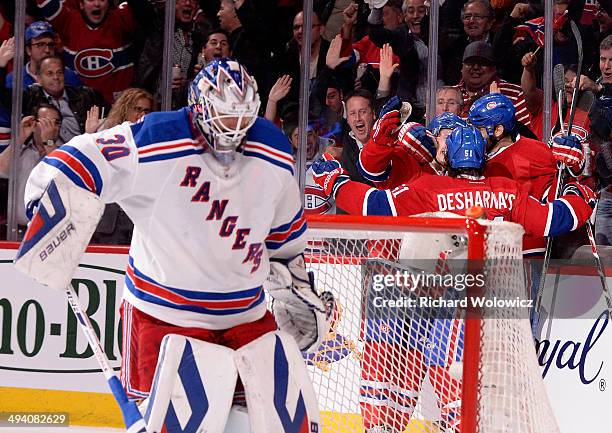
xmin=188 ymin=58 xmax=261 ymax=153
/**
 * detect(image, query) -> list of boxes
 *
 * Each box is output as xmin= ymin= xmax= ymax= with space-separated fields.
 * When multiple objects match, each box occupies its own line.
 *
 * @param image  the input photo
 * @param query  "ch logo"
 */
xmin=74 ymin=48 xmax=115 ymax=78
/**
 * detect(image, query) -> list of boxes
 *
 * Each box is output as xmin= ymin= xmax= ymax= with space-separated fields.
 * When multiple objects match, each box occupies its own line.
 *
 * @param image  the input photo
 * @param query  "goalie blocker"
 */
xmin=14 ymin=176 xmax=104 ymax=289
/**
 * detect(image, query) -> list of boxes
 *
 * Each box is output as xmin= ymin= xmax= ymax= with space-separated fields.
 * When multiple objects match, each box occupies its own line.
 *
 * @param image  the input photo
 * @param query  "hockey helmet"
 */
xmin=468 ymin=93 xmax=516 ymax=138
xmin=446 ymin=125 xmax=486 ymax=170
xmin=188 ymin=58 xmax=260 ymax=153
xmin=427 ymin=112 xmax=467 ymax=137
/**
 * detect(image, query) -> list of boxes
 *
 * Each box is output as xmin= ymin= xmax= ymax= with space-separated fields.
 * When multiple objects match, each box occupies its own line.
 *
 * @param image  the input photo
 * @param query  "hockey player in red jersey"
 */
xmin=358 ymin=97 xmax=466 ymax=189
xmin=313 ymin=125 xmax=594 ymax=236
xmin=37 ymin=0 xmax=137 ymax=103
xmin=312 ymin=125 xmax=595 ymax=432
xmin=468 ymin=93 xmax=586 ymax=256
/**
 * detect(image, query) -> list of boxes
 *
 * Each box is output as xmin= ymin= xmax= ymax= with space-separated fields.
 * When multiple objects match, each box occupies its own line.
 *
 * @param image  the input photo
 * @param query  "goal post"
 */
xmin=304 ymin=214 xmax=559 ymax=433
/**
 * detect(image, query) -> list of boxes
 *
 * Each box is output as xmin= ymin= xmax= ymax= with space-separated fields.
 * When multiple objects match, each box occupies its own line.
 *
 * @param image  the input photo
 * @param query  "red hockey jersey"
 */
xmin=38 ymin=0 xmax=136 ymax=103
xmin=485 ymin=136 xmax=557 ymax=202
xmin=335 ymin=174 xmax=591 ymax=239
xmin=357 ymin=139 xmax=438 ymax=189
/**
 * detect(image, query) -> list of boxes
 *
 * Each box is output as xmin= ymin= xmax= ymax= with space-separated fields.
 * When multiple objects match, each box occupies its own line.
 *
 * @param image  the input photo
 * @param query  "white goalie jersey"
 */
xmin=24 ymin=109 xmax=307 ymax=329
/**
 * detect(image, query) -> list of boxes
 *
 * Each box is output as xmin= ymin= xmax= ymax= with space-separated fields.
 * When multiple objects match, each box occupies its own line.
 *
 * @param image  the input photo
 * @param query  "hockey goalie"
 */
xmin=14 ymin=59 xmax=333 ymax=433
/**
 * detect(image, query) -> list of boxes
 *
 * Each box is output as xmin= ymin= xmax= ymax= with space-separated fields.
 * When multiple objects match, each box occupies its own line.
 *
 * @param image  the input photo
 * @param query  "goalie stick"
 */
xmin=66 ymin=285 xmax=148 ymax=433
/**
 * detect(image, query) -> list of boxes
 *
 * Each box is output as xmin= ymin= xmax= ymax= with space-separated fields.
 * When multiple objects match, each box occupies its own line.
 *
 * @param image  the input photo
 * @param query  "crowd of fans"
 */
xmin=0 ymin=0 xmax=611 ymax=248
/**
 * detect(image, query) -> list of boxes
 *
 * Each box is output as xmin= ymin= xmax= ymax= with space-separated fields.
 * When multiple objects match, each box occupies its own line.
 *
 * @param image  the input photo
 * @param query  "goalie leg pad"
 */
xmin=14 ymin=176 xmax=104 ymax=290
xmin=223 ymin=405 xmax=252 ymax=433
xmin=235 ymin=330 xmax=321 ymax=433
xmin=143 ymin=334 xmax=237 ymax=433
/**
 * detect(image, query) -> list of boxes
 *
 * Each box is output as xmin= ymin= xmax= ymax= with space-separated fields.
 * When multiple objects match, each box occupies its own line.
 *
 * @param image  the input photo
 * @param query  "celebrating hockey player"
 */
xmin=311 ymin=125 xmax=595 ymax=432
xmin=312 ymin=125 xmax=594 ymax=233
xmin=16 ymin=59 xmax=331 ymax=433
xmin=358 ymin=97 xmax=467 ymax=189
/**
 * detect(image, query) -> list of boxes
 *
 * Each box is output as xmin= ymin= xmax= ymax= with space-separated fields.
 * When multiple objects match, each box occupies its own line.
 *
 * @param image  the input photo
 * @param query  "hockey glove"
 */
xmin=562 ymin=181 xmax=597 ymax=209
xmin=378 ymin=95 xmax=402 ymax=117
xmin=397 ymin=122 xmax=437 ymax=165
xmin=311 ymin=153 xmax=350 ymax=198
xmin=266 ymin=254 xmax=335 ymax=352
xmin=371 ymin=109 xmax=401 ymax=147
xmin=552 ymin=134 xmax=584 ymax=169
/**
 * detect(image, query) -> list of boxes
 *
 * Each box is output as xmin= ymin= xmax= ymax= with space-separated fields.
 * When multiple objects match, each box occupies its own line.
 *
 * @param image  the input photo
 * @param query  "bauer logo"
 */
xmin=536 ymin=311 xmax=608 ymax=385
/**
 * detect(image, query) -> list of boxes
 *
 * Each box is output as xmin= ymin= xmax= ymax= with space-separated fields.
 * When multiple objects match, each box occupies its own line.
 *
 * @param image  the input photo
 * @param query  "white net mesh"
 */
xmin=303 ymin=215 xmax=560 ymax=433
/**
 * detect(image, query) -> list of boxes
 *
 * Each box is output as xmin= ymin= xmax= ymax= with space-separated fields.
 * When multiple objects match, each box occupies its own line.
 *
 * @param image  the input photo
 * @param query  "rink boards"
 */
xmin=0 ymin=243 xmax=611 ymax=432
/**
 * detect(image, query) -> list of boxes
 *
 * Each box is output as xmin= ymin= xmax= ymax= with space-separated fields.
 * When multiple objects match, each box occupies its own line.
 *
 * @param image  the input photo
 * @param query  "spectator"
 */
xmin=434 ymin=86 xmax=464 ymax=116
xmin=462 ymin=0 xmax=495 ymax=42
xmin=265 ymin=74 xmax=293 ymax=122
xmin=87 ymin=88 xmax=152 ymax=245
xmin=277 ymin=10 xmax=330 ymax=107
xmin=218 ymin=0 xmax=272 ymax=103
xmin=439 ymin=0 xmax=497 ymax=84
xmin=404 ymin=0 xmax=428 ymax=41
xmin=36 ymin=0 xmax=141 ymax=103
xmin=0 ymin=37 xmax=15 ymax=111
xmin=591 ymin=96 xmax=612 ymax=244
xmin=339 ymin=89 xmax=376 ymax=184
xmin=95 ymin=87 xmax=154 ymax=131
xmin=0 ymin=104 xmax=61 ymax=229
xmin=326 ymin=81 xmax=345 ymax=119
xmin=573 ymin=35 xmax=612 ymax=97
xmin=135 ymin=0 xmax=209 ymax=108
xmin=195 ymin=29 xmax=230 ymax=73
xmin=455 ymin=41 xmax=531 ymax=126
xmin=322 ymin=0 xmax=353 ymax=42
xmin=5 ymin=21 xmax=82 ymax=90
xmin=597 ymin=0 xmax=612 ymax=42
xmin=367 ymin=1 xmax=439 ymax=113
xmin=341 ymin=0 xmax=403 ymax=65
xmin=522 ymin=52 xmax=590 ymax=142
xmin=23 ymin=55 xmax=108 ymax=145
xmin=0 ymin=5 xmax=12 ymax=48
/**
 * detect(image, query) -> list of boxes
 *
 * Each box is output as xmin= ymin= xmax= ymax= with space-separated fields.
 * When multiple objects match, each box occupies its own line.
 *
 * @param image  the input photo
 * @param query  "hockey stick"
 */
xmin=584 ymin=223 xmax=612 ymax=311
xmin=66 ymin=284 xmax=148 ymax=433
xmin=535 ymin=89 xmax=566 ymax=313
xmin=536 ymin=21 xmax=584 ymax=314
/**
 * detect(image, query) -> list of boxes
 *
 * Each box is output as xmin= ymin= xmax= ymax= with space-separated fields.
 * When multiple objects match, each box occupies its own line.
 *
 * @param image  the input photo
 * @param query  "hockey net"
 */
xmin=303 ymin=214 xmax=559 ymax=433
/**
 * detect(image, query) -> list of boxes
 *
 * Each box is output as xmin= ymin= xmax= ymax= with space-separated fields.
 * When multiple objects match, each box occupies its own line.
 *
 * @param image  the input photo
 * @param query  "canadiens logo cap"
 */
xmin=463 ymin=41 xmax=496 ymax=65
xmin=26 ymin=21 xmax=56 ymax=43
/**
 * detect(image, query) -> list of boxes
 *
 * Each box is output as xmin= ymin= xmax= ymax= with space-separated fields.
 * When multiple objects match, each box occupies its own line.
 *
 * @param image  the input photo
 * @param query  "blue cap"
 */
xmin=26 ymin=21 xmax=56 ymax=43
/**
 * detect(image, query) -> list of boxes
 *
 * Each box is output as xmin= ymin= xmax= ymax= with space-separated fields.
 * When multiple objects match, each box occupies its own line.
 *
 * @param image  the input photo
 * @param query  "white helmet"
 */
xmin=188 ymin=58 xmax=261 ymax=153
